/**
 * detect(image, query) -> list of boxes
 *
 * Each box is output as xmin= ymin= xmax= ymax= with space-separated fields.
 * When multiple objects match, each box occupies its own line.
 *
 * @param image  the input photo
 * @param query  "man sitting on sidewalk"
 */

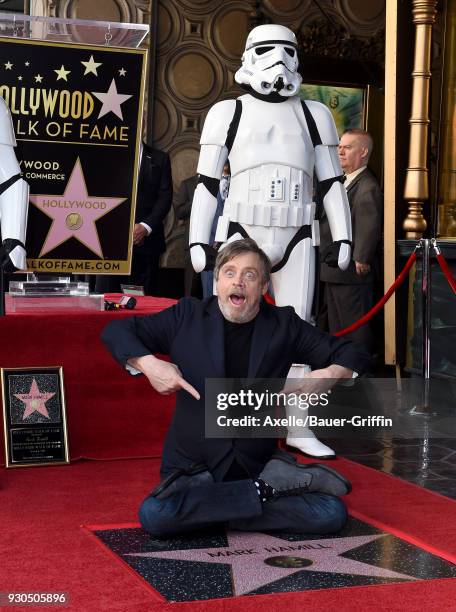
xmin=102 ymin=239 xmax=370 ymax=536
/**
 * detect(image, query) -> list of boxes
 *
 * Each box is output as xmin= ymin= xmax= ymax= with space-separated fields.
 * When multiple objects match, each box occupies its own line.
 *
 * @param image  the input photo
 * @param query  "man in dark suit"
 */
xmin=95 ymin=142 xmax=172 ymax=296
xmin=102 ymin=239 xmax=369 ymax=537
xmin=175 ymin=173 xmax=199 ymax=296
xmin=319 ymin=129 xmax=382 ymax=353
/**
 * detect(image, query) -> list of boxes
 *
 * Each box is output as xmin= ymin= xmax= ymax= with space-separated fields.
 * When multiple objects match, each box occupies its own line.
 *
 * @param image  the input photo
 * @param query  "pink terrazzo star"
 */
xmin=29 ymin=158 xmax=126 ymax=257
xmin=127 ymin=532 xmax=416 ymax=596
xmin=14 ymin=378 xmax=55 ymax=420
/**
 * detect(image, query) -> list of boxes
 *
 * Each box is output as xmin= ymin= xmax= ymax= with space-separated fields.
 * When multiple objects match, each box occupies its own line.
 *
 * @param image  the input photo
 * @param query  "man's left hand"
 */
xmin=133 ymin=224 xmax=148 ymax=246
xmin=355 ymin=261 xmax=371 ymax=276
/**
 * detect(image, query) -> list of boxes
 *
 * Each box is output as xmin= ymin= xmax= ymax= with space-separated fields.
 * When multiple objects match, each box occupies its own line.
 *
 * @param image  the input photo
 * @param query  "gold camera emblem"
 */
xmin=66 ymin=213 xmax=83 ymax=230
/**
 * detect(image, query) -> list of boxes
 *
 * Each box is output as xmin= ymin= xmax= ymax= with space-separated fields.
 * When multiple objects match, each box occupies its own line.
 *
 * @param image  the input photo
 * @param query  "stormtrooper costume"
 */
xmin=189 ymin=25 xmax=352 ymax=458
xmin=0 ymin=96 xmax=29 ymax=273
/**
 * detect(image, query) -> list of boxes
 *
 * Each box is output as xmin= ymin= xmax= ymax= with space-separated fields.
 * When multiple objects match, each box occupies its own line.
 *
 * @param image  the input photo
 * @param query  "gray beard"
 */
xmin=218 ymin=298 xmax=259 ymax=324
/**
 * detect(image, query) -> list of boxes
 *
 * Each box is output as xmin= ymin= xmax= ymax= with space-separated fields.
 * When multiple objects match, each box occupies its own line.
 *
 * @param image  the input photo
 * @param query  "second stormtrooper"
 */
xmin=190 ymin=25 xmax=353 ymax=458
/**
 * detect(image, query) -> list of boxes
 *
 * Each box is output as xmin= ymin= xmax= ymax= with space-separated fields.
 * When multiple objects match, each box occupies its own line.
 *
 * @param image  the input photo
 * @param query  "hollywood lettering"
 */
xmin=41 ymin=199 xmax=108 ymax=210
xmin=0 ymin=85 xmax=130 ymax=141
xmin=0 ymin=86 xmax=95 ymax=118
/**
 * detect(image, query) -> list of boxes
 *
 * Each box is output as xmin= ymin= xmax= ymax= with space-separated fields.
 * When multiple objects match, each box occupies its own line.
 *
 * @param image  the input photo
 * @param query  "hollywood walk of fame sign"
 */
xmin=92 ymin=519 xmax=456 ymax=602
xmin=0 ymin=36 xmax=146 ymax=274
xmin=1 ymin=367 xmax=69 ymax=467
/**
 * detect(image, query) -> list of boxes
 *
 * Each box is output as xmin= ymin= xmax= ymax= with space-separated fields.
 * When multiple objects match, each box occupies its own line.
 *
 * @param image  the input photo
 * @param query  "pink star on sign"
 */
xmin=15 ymin=378 xmax=55 ymax=420
xmin=29 ymin=158 xmax=125 ymax=257
xmin=92 ymin=78 xmax=132 ymax=120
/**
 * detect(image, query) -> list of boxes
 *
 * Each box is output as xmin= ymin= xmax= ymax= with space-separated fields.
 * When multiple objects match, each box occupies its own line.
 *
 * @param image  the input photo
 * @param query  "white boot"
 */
xmin=286 ymin=430 xmax=336 ymax=459
xmin=285 ymin=364 xmax=336 ymax=459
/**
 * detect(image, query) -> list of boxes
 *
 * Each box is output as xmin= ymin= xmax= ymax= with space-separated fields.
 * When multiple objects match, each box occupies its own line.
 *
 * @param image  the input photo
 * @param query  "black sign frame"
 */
xmin=0 ymin=36 xmax=147 ymax=275
xmin=1 ymin=366 xmax=69 ymax=467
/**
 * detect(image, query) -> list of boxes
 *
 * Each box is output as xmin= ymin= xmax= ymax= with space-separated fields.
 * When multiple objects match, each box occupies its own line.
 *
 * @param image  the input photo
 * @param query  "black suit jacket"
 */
xmin=135 ymin=143 xmax=172 ymax=254
xmin=320 ymin=168 xmax=383 ymax=284
xmin=102 ymin=297 xmax=370 ymax=479
xmin=174 ymin=174 xmax=199 ymax=251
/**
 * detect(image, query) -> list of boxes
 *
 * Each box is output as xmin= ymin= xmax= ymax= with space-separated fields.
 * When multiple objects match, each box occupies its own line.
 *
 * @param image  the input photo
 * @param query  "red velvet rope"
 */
xmin=265 ymin=250 xmax=418 ymax=336
xmin=333 ymin=251 xmax=417 ymax=336
xmin=435 ymin=252 xmax=456 ymax=295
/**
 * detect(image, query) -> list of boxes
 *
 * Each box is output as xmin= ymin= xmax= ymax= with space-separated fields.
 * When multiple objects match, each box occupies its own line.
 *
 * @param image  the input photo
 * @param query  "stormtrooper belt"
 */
xmin=227 ymin=221 xmax=312 ymax=273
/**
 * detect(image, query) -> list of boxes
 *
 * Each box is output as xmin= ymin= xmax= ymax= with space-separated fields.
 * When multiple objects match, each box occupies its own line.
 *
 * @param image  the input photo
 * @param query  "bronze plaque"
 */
xmin=1 ymin=367 xmax=69 ymax=467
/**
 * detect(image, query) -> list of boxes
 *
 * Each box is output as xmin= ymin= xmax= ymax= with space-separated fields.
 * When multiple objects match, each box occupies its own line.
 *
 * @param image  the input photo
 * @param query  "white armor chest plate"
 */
xmin=225 ymin=95 xmax=316 ymax=228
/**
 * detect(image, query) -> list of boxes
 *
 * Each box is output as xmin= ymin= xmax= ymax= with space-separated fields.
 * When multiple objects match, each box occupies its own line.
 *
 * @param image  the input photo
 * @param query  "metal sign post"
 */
xmin=410 ymin=238 xmax=436 ymax=415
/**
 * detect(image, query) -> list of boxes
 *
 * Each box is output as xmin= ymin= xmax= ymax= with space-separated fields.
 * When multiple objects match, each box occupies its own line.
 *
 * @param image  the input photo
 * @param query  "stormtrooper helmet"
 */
xmin=234 ymin=24 xmax=302 ymax=97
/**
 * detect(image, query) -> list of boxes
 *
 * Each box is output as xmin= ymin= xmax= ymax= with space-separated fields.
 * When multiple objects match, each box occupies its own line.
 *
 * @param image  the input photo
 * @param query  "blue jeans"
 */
xmin=139 ymin=476 xmax=347 ymax=537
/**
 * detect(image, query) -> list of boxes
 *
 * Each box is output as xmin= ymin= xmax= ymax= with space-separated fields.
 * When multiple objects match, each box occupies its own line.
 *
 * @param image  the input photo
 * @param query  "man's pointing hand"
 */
xmin=127 ymin=355 xmax=200 ymax=400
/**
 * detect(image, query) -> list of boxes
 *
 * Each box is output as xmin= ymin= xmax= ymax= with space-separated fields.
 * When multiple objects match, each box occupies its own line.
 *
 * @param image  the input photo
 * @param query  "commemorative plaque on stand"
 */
xmin=1 ymin=367 xmax=69 ymax=467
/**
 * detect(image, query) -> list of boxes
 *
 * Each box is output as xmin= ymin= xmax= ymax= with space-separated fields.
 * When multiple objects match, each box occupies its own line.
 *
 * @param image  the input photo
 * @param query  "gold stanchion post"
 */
xmin=403 ymin=0 xmax=438 ymax=238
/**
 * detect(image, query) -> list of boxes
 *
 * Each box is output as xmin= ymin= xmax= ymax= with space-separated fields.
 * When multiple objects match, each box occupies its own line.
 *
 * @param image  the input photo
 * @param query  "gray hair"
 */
xmin=342 ymin=128 xmax=373 ymax=160
xmin=214 ymin=238 xmax=271 ymax=284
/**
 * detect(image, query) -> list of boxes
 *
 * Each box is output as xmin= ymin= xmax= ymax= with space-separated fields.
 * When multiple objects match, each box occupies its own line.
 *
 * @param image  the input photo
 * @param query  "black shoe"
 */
xmin=259 ymin=451 xmax=351 ymax=497
xmin=151 ymin=464 xmax=212 ymax=500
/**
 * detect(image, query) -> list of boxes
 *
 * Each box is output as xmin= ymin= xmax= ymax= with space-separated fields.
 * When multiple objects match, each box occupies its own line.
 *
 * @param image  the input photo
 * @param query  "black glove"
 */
xmin=0 ymin=239 xmax=25 ymax=273
xmin=203 ymin=244 xmax=220 ymax=271
xmin=320 ymin=240 xmax=351 ymax=268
